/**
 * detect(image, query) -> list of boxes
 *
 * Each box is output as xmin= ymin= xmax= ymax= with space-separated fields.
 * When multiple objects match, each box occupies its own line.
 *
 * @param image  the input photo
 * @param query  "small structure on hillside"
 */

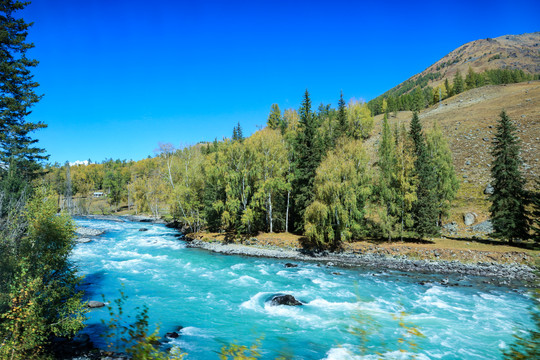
xmin=93 ymin=192 xmax=104 ymax=198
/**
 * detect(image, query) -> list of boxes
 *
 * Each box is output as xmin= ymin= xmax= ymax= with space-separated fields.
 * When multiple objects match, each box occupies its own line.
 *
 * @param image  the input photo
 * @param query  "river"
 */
xmin=72 ymin=218 xmax=536 ymax=359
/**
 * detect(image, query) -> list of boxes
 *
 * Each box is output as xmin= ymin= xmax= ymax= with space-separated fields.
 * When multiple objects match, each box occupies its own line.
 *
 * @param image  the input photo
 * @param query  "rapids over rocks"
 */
xmin=72 ymin=218 xmax=536 ymax=359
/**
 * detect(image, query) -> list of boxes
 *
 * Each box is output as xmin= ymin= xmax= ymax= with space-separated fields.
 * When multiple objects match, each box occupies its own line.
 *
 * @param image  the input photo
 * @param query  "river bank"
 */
xmin=184 ymin=236 xmax=538 ymax=286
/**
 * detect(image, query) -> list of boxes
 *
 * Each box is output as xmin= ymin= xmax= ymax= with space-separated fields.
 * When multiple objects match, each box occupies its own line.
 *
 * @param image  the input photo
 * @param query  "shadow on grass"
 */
xmin=443 ymin=236 xmax=539 ymax=250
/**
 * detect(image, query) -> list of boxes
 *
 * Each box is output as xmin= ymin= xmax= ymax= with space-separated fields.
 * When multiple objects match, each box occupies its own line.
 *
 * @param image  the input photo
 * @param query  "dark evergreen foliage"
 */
xmin=489 ymin=110 xmax=529 ymax=242
xmin=337 ymin=90 xmax=347 ymax=138
xmin=409 ymin=112 xmax=439 ymax=237
xmin=0 ymin=0 xmax=47 ymax=179
xmin=291 ymin=89 xmax=322 ymax=233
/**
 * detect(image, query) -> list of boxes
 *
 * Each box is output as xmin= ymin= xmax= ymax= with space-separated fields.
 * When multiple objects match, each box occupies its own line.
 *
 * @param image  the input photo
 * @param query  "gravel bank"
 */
xmin=186 ymin=239 xmax=538 ymax=285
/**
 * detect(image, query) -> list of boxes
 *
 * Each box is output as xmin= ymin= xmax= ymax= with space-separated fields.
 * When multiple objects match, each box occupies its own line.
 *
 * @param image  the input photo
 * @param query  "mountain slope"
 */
xmin=374 ymin=32 xmax=540 ymax=102
xmin=368 ymin=80 xmax=540 ymax=228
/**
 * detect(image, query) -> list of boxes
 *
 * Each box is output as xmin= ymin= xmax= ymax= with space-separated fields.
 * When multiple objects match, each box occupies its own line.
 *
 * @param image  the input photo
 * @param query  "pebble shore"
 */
xmin=186 ymin=239 xmax=538 ymax=285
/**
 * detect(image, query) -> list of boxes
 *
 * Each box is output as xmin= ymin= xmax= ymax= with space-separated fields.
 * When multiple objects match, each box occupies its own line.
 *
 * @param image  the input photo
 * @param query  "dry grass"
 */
xmin=187 ymin=231 xmax=539 ymax=265
xmin=370 ymin=81 xmax=540 ymax=227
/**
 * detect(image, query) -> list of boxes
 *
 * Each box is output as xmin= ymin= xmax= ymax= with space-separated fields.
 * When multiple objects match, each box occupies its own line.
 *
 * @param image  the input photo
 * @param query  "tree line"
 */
xmin=368 ymin=67 xmax=539 ymax=116
xmin=42 ymin=89 xmax=464 ymax=248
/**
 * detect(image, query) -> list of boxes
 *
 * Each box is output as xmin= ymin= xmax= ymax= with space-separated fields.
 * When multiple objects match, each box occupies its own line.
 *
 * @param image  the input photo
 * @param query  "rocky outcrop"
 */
xmin=472 ymin=220 xmax=493 ymax=233
xmin=269 ymin=294 xmax=303 ymax=306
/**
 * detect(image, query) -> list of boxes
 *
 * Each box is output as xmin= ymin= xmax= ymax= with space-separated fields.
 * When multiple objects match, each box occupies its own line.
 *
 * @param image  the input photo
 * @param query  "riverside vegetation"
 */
xmin=0 ymin=0 xmax=539 ymax=359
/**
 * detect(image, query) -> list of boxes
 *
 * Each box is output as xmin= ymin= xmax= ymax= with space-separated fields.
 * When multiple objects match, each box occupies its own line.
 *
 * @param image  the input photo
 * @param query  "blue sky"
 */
xmin=22 ymin=0 xmax=539 ymax=164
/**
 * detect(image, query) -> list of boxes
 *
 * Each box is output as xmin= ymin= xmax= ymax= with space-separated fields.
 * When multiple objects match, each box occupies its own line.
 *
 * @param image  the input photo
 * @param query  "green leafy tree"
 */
xmin=426 ymin=121 xmax=459 ymax=226
xmin=267 ymin=104 xmax=281 ymax=130
xmin=0 ymin=0 xmax=47 ymax=180
xmin=489 ymin=110 xmax=529 ymax=242
xmin=0 ymin=188 xmax=87 ymax=359
xmin=248 ymin=128 xmax=288 ymax=233
xmin=304 ymin=138 xmax=372 ymax=249
xmin=409 ymin=112 xmax=439 ymax=238
xmin=453 ymin=70 xmax=464 ymax=95
xmin=292 ymin=90 xmax=322 ymax=233
xmin=347 ymin=99 xmax=374 ymax=140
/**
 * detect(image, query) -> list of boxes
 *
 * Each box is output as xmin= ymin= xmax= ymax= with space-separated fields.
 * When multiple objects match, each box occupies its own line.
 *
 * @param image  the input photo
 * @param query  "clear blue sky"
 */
xmin=21 ymin=0 xmax=539 ymax=164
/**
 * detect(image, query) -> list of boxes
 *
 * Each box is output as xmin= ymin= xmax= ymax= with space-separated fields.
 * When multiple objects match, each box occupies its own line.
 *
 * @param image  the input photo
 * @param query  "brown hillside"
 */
xmin=370 ymin=81 xmax=540 ymax=227
xmin=387 ymin=32 xmax=540 ymax=95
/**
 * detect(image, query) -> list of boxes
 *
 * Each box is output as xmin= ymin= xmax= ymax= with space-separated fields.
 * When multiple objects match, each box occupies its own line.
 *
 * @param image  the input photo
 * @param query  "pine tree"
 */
xmin=453 ymin=70 xmax=464 ymax=95
xmin=292 ymin=89 xmax=321 ymax=233
xmin=532 ymin=180 xmax=540 ymax=243
xmin=267 ymin=104 xmax=281 ymax=129
xmin=377 ymin=114 xmax=398 ymax=240
xmin=489 ymin=110 xmax=529 ymax=242
xmin=0 ymin=0 xmax=46 ymax=179
xmin=426 ymin=121 xmax=459 ymax=226
xmin=445 ymin=78 xmax=453 ymax=98
xmin=409 ymin=112 xmax=439 ymax=238
xmin=336 ymin=90 xmax=347 ymax=138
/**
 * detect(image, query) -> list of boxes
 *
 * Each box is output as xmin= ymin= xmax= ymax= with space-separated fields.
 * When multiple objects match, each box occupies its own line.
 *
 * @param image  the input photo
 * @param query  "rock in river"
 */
xmin=87 ymin=301 xmax=105 ymax=308
xmin=269 ymin=294 xmax=303 ymax=306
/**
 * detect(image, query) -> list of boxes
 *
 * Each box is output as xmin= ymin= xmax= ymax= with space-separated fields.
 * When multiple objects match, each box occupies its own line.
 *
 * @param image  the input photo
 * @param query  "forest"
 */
xmin=43 ymin=90 xmax=461 ymax=248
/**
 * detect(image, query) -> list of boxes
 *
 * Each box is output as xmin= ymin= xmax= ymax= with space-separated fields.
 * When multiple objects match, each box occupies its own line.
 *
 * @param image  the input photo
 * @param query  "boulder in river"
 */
xmin=165 ymin=332 xmax=179 ymax=338
xmin=76 ymin=227 xmax=105 ymax=237
xmin=139 ymin=228 xmax=149 ymax=232
xmin=284 ymin=263 xmax=298 ymax=268
xmin=87 ymin=301 xmax=105 ymax=308
xmin=269 ymin=294 xmax=302 ymax=306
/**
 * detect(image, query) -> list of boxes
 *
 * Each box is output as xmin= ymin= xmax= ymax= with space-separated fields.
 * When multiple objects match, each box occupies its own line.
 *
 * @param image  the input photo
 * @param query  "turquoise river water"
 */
xmin=72 ymin=218 xmax=537 ymax=359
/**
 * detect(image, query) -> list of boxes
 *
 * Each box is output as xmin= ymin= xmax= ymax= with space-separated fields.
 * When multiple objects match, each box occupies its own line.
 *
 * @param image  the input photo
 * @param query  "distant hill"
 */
xmin=368 ymin=32 xmax=540 ymax=112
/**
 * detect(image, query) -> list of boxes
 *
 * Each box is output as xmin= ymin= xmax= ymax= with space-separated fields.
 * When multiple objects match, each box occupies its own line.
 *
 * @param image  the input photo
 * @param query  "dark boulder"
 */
xmin=165 ymin=332 xmax=179 ymax=338
xmin=139 ymin=228 xmax=149 ymax=232
xmin=269 ymin=294 xmax=302 ymax=306
xmin=284 ymin=263 xmax=298 ymax=268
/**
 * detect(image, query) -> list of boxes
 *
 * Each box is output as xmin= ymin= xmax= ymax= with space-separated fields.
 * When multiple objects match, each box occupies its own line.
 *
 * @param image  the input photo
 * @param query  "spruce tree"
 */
xmin=532 ymin=180 xmax=540 ymax=243
xmin=377 ymin=114 xmax=398 ymax=240
xmin=0 ymin=0 xmax=46 ymax=179
xmin=453 ymin=70 xmax=464 ymax=95
xmin=409 ymin=112 xmax=439 ymax=238
xmin=489 ymin=110 xmax=529 ymax=242
xmin=292 ymin=89 xmax=321 ymax=233
xmin=336 ymin=90 xmax=347 ymax=138
xmin=267 ymin=104 xmax=281 ymax=129
xmin=444 ymin=78 xmax=453 ymax=98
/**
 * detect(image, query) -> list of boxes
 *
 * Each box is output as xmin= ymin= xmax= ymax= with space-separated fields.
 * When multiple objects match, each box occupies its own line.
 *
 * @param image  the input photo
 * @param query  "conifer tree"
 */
xmin=395 ymin=123 xmax=416 ymax=240
xmin=489 ymin=110 xmax=529 ymax=242
xmin=336 ymin=91 xmax=347 ymax=137
xmin=0 ymin=0 xmax=46 ymax=179
xmin=292 ymin=89 xmax=321 ymax=232
xmin=426 ymin=121 xmax=459 ymax=226
xmin=377 ymin=114 xmax=398 ymax=240
xmin=267 ymin=104 xmax=281 ymax=130
xmin=409 ymin=112 xmax=439 ymax=237
xmin=445 ymin=78 xmax=453 ymax=98
xmin=453 ymin=70 xmax=464 ymax=95
xmin=531 ymin=180 xmax=540 ymax=243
